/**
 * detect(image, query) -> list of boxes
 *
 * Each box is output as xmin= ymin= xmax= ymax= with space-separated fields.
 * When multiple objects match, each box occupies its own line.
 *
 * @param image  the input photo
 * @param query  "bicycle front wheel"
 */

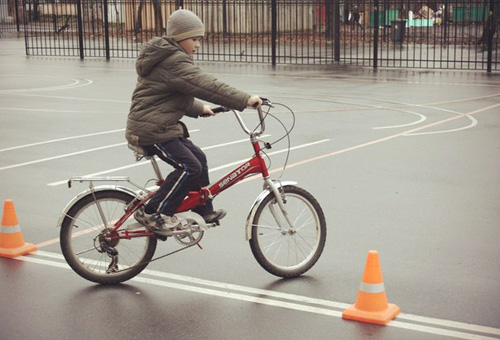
xmin=60 ymin=190 xmax=157 ymax=284
xmin=249 ymin=185 xmax=326 ymax=278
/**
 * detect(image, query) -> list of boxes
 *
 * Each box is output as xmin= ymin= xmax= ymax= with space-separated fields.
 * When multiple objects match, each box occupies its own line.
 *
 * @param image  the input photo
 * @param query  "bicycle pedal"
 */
xmin=206 ymin=220 xmax=220 ymax=228
xmin=155 ymin=234 xmax=168 ymax=242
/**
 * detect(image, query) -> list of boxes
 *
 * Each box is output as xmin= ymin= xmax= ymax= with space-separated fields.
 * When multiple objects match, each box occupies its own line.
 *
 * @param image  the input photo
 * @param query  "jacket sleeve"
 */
xmin=166 ymin=54 xmax=250 ymax=111
xmin=186 ymin=99 xmax=205 ymax=118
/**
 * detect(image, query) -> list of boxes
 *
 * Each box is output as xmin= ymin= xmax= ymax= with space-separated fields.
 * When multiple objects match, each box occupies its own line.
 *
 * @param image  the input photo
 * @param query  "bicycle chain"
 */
xmin=109 ymin=239 xmax=200 ymax=275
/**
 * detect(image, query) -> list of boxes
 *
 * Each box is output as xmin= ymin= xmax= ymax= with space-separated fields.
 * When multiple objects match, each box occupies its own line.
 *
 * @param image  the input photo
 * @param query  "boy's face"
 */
xmin=179 ymin=37 xmax=202 ymax=59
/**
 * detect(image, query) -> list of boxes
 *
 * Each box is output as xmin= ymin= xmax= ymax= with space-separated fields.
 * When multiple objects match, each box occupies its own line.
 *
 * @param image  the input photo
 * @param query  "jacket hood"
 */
xmin=135 ymin=37 xmax=180 ymax=77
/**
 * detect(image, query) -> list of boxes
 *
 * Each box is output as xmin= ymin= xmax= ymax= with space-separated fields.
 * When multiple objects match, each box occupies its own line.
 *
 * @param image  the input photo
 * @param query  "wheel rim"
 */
xmin=64 ymin=196 xmax=151 ymax=278
xmin=254 ymin=193 xmax=322 ymax=271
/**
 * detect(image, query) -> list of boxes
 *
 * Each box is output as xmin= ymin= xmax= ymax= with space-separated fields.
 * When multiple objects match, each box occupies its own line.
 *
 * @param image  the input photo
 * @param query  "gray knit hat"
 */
xmin=166 ymin=9 xmax=205 ymax=42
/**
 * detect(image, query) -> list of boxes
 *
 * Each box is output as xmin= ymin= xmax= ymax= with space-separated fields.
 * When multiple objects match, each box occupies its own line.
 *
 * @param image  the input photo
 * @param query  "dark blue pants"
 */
xmin=145 ymin=137 xmax=213 ymax=217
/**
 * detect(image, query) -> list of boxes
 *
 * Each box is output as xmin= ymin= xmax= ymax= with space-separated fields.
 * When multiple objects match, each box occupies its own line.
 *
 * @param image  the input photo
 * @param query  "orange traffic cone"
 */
xmin=342 ymin=250 xmax=400 ymax=325
xmin=0 ymin=199 xmax=37 ymax=258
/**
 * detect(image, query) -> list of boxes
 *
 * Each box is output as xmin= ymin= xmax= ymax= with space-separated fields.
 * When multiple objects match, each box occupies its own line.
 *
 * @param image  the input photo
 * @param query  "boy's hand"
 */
xmin=202 ymin=105 xmax=214 ymax=117
xmin=247 ymin=95 xmax=262 ymax=109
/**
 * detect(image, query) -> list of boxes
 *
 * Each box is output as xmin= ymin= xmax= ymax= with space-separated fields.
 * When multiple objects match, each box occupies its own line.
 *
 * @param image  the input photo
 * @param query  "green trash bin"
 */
xmin=454 ymin=7 xmax=466 ymax=23
xmin=391 ymin=20 xmax=406 ymax=43
xmin=470 ymin=6 xmax=487 ymax=22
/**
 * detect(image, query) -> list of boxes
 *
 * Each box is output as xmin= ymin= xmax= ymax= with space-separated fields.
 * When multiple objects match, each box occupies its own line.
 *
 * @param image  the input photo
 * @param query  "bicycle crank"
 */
xmin=172 ymin=211 xmax=208 ymax=247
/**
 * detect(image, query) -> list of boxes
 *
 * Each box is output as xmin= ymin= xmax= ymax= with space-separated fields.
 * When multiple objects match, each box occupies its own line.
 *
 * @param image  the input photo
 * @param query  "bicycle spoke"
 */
xmin=249 ymin=186 xmax=326 ymax=278
xmin=60 ymin=190 xmax=157 ymax=284
xmin=75 ymin=247 xmax=98 ymax=256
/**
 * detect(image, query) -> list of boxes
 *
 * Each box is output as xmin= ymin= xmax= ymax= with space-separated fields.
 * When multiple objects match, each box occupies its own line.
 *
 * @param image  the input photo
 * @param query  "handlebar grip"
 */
xmin=253 ymin=97 xmax=270 ymax=108
xmin=212 ymin=106 xmax=230 ymax=114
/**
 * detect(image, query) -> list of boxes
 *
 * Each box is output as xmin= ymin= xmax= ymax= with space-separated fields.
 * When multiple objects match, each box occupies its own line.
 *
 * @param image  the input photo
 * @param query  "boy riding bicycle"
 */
xmin=126 ymin=9 xmax=262 ymax=236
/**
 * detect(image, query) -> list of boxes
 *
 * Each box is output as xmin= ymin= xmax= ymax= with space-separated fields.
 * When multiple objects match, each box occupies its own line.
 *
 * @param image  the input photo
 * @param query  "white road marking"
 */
xmin=261 ymin=102 xmax=500 ymax=174
xmin=17 ymin=251 xmax=500 ymax=340
xmin=0 ymin=143 xmax=127 ymax=171
xmin=0 ymin=129 xmax=198 ymax=171
xmin=373 ymin=109 xmax=427 ymax=129
xmin=0 ymin=128 xmax=125 ymax=152
xmin=404 ymin=106 xmax=479 ymax=136
xmin=0 ymin=76 xmax=93 ymax=93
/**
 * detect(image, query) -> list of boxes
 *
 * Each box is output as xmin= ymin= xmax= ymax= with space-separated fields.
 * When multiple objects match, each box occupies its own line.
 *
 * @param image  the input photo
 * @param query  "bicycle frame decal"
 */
xmin=218 ymin=161 xmax=251 ymax=190
xmin=211 ymin=155 xmax=264 ymax=195
xmin=176 ymin=145 xmax=268 ymax=213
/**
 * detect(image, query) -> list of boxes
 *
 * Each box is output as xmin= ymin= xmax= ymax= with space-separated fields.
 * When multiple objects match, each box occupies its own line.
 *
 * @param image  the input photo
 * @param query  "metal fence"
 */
xmin=1 ymin=0 xmax=499 ymax=72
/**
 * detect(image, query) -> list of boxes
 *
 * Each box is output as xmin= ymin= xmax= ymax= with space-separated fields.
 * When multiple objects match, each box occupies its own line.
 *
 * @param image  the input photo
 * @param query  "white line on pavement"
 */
xmin=0 ymin=128 xmax=125 ymax=152
xmin=18 ymin=251 xmax=500 ymax=340
xmin=0 ymin=129 xmax=199 ymax=171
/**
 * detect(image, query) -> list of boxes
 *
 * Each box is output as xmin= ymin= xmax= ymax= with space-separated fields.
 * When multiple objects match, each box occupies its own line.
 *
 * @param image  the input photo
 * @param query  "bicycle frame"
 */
xmin=109 ymin=107 xmax=273 ymax=239
xmin=111 ymin=137 xmax=268 ymax=237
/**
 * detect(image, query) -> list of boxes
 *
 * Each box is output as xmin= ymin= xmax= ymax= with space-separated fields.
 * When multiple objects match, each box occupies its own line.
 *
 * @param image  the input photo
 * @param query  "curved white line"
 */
xmin=270 ymin=91 xmax=491 ymax=136
xmin=405 ymin=106 xmax=479 ymax=136
xmin=0 ymin=75 xmax=93 ymax=93
xmin=373 ymin=110 xmax=427 ymax=129
xmin=406 ymin=115 xmax=478 ymax=136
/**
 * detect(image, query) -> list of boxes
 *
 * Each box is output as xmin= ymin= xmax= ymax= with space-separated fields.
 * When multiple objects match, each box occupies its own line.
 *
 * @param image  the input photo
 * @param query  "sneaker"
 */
xmin=203 ymin=209 xmax=227 ymax=223
xmin=134 ymin=208 xmax=182 ymax=236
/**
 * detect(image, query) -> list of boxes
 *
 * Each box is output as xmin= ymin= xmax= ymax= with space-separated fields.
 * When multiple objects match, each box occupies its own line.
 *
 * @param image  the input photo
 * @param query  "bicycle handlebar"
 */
xmin=211 ymin=98 xmax=271 ymax=137
xmin=211 ymin=106 xmax=229 ymax=114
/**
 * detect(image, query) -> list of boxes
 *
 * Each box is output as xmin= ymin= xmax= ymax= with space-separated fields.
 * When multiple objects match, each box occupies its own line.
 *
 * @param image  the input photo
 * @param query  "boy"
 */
xmin=126 ymin=9 xmax=262 ymax=236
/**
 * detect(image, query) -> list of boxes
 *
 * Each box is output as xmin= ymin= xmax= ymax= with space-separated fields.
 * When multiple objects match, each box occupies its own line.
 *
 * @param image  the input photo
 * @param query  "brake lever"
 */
xmin=259 ymin=97 xmax=273 ymax=108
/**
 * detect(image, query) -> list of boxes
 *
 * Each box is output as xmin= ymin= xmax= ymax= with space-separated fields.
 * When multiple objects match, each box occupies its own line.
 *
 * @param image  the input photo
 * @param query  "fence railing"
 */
xmin=1 ymin=0 xmax=498 ymax=72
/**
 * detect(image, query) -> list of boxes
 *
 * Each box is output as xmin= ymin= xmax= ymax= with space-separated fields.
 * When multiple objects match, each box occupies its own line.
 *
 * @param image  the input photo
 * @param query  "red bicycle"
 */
xmin=58 ymin=100 xmax=326 ymax=284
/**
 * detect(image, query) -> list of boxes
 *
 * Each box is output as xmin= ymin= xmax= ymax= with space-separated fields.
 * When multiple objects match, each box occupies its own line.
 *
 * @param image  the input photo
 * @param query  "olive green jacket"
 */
xmin=126 ymin=36 xmax=250 ymax=146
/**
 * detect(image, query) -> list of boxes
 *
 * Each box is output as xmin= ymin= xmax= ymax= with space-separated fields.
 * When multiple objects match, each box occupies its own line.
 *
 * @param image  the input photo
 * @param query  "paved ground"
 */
xmin=1 ymin=37 xmax=500 ymax=340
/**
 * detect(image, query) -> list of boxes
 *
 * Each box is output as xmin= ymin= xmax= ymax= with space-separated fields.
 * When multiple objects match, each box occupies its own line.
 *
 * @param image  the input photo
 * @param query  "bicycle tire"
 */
xmin=249 ymin=185 xmax=326 ymax=278
xmin=60 ymin=190 xmax=157 ymax=284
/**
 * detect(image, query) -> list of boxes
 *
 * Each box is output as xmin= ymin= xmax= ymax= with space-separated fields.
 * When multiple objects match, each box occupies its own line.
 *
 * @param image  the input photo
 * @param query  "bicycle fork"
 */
xmin=245 ymin=179 xmax=298 ymax=240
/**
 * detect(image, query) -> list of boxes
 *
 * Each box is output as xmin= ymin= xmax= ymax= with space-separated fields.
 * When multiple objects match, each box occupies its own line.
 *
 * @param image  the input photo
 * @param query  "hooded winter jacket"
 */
xmin=126 ymin=37 xmax=251 ymax=146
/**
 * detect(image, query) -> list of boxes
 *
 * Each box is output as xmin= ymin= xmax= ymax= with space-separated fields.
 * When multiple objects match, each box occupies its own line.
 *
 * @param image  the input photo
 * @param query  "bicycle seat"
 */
xmin=128 ymin=143 xmax=153 ymax=157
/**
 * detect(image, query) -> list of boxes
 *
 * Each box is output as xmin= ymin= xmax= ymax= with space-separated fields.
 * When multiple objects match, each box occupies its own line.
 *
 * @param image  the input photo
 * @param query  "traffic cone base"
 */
xmin=342 ymin=302 xmax=400 ymax=325
xmin=0 ymin=199 xmax=37 ymax=258
xmin=0 ymin=242 xmax=38 ymax=259
xmin=342 ymin=250 xmax=400 ymax=325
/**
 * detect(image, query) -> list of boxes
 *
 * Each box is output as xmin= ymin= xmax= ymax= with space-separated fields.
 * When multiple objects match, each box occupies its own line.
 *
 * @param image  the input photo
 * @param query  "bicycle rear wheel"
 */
xmin=249 ymin=185 xmax=326 ymax=278
xmin=60 ymin=190 xmax=157 ymax=284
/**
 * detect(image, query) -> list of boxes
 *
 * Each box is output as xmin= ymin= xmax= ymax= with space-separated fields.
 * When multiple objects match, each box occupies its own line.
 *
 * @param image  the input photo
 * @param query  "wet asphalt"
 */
xmin=1 ymin=37 xmax=500 ymax=340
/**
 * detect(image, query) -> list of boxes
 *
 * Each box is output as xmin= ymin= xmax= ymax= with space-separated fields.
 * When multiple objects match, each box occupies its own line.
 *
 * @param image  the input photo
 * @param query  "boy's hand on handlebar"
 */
xmin=247 ymin=95 xmax=263 ymax=109
xmin=201 ymin=105 xmax=215 ymax=117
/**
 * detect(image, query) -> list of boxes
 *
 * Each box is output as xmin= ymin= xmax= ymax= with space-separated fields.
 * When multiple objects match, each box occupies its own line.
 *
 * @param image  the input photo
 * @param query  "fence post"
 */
xmin=487 ymin=0 xmax=495 ymax=73
xmin=76 ymin=0 xmax=84 ymax=59
xmin=334 ymin=0 xmax=340 ymax=62
xmin=373 ymin=0 xmax=379 ymax=69
xmin=271 ymin=0 xmax=277 ymax=66
xmin=15 ymin=0 xmax=20 ymax=32
xmin=325 ymin=0 xmax=333 ymax=41
xmin=443 ymin=0 xmax=449 ymax=46
xmin=222 ymin=0 xmax=227 ymax=37
xmin=103 ymin=0 xmax=110 ymax=60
